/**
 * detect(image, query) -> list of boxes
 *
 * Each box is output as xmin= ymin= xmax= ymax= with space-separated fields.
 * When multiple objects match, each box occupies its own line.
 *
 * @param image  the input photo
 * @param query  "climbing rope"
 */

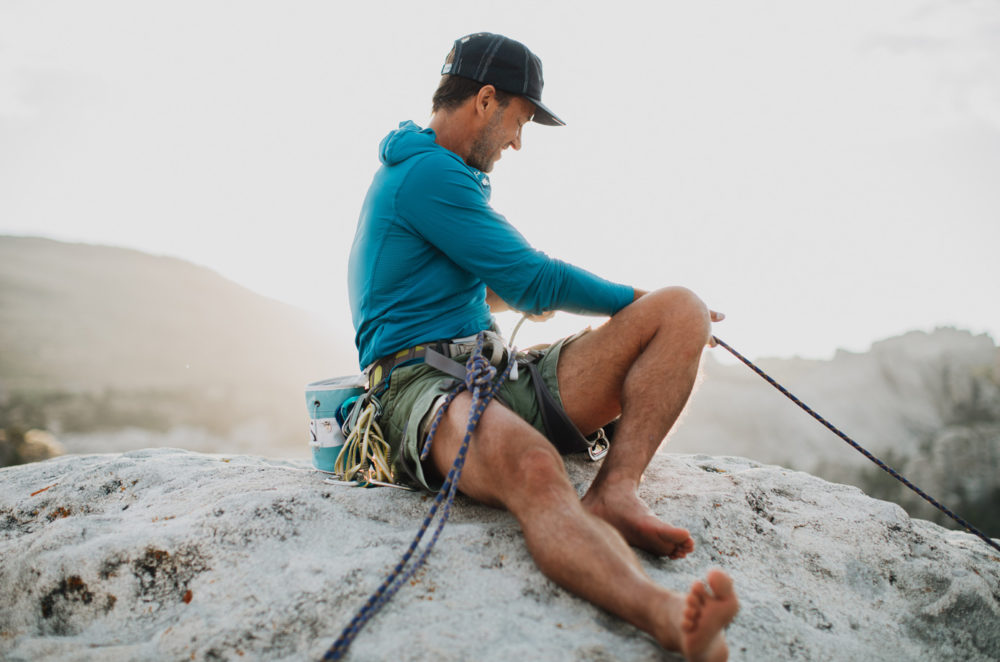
xmin=509 ymin=312 xmax=529 ymax=347
xmin=713 ymin=336 xmax=1000 ymax=555
xmin=323 ymin=332 xmax=514 ymax=660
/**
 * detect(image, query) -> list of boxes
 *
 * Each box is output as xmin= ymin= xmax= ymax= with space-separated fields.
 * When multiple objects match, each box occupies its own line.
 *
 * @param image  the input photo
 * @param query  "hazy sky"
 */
xmin=2 ymin=0 xmax=998 ymax=361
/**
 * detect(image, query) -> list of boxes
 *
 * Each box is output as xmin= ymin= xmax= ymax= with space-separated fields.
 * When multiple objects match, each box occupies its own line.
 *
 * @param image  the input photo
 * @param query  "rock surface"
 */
xmin=1 ymin=448 xmax=998 ymax=661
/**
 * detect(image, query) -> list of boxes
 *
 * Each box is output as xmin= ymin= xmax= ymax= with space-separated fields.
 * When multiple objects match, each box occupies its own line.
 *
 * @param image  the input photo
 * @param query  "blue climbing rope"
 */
xmin=713 ymin=336 xmax=1000 ymax=555
xmin=323 ymin=332 xmax=514 ymax=660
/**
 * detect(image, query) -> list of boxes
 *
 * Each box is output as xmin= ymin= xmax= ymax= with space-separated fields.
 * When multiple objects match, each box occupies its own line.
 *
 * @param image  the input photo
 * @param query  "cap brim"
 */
xmin=529 ymin=98 xmax=565 ymax=126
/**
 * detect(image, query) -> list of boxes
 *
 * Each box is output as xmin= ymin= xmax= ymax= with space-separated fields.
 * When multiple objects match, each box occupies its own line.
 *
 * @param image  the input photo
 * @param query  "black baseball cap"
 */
xmin=442 ymin=32 xmax=565 ymax=127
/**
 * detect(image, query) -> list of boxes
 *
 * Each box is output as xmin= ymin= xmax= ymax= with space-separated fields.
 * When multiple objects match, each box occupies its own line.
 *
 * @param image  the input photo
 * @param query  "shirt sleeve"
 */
xmin=398 ymin=153 xmax=634 ymax=316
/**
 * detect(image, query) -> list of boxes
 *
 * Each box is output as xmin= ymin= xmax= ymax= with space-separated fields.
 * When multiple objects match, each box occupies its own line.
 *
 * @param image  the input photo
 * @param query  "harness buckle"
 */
xmin=587 ymin=428 xmax=610 ymax=461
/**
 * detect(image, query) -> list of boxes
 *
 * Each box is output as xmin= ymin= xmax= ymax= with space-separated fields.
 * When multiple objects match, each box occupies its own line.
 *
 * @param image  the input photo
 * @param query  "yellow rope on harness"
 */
xmin=333 ymin=402 xmax=394 ymax=485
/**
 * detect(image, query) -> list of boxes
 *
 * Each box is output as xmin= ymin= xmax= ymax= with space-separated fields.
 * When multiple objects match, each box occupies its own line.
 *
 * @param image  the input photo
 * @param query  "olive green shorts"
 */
xmin=378 ymin=331 xmax=585 ymax=492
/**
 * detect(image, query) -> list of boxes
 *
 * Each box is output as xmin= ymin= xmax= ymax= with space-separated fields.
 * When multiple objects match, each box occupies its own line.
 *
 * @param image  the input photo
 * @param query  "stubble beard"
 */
xmin=465 ymin=109 xmax=506 ymax=173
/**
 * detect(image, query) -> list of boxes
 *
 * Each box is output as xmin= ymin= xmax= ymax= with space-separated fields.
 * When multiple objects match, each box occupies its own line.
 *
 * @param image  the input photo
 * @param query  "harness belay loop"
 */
xmin=323 ymin=332 xmax=514 ymax=661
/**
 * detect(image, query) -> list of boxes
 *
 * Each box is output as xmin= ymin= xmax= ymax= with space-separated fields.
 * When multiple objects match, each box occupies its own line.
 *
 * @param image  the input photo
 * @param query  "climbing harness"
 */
xmin=713 ymin=336 xmax=1000 ymax=555
xmin=318 ymin=312 xmax=605 ymax=491
xmin=365 ymin=330 xmax=511 ymax=394
xmin=323 ymin=332 xmax=514 ymax=661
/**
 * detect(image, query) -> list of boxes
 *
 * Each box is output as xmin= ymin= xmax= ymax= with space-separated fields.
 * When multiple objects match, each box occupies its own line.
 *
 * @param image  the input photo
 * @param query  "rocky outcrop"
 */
xmin=671 ymin=328 xmax=1000 ymax=535
xmin=1 ymin=448 xmax=998 ymax=661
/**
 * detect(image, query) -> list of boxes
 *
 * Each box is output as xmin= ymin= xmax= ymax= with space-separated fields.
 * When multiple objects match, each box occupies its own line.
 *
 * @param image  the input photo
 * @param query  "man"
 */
xmin=348 ymin=32 xmax=739 ymax=661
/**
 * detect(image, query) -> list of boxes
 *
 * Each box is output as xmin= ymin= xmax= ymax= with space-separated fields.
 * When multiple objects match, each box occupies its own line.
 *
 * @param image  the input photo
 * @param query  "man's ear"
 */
xmin=474 ymin=84 xmax=498 ymax=118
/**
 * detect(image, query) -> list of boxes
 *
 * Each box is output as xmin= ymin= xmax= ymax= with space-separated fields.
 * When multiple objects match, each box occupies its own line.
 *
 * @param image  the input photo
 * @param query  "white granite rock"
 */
xmin=1 ymin=448 xmax=998 ymax=661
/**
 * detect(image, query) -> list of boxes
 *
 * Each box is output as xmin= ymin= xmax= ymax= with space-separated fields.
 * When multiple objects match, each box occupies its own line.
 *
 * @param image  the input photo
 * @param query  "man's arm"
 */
xmin=485 ymin=287 xmax=512 ymax=313
xmin=401 ymin=155 xmax=633 ymax=318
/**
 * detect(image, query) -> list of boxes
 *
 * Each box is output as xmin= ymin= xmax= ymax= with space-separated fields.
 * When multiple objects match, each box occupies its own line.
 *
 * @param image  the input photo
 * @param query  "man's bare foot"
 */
xmin=582 ymin=487 xmax=694 ymax=558
xmin=680 ymin=570 xmax=739 ymax=662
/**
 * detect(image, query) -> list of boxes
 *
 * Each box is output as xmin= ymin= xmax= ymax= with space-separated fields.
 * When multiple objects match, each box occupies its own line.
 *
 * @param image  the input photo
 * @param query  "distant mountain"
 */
xmin=670 ymin=328 xmax=1000 ymax=534
xmin=0 ymin=236 xmax=356 ymax=456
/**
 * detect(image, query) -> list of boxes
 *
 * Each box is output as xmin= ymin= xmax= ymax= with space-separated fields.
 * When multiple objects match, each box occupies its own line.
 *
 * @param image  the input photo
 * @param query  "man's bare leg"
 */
xmin=428 ymin=393 xmax=738 ymax=660
xmin=558 ymin=287 xmax=716 ymax=557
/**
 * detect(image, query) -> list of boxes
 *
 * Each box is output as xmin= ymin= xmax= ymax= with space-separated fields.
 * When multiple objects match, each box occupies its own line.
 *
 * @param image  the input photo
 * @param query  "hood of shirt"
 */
xmin=378 ymin=121 xmax=443 ymax=167
xmin=378 ymin=120 xmax=492 ymax=194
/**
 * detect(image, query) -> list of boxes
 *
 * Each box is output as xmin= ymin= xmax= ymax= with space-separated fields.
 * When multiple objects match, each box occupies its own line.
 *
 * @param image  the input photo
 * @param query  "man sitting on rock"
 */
xmin=348 ymin=32 xmax=739 ymax=661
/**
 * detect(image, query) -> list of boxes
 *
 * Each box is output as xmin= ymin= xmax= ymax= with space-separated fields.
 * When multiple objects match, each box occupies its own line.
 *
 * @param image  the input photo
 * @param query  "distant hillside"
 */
xmin=670 ymin=328 xmax=1000 ymax=534
xmin=0 ymin=236 xmax=356 ymax=455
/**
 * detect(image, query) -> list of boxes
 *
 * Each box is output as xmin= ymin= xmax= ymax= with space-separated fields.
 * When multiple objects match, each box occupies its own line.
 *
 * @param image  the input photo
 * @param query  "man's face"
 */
xmin=466 ymin=96 xmax=535 ymax=173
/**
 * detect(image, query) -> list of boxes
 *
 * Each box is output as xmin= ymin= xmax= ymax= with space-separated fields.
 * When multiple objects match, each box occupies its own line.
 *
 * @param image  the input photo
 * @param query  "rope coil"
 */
xmin=323 ymin=332 xmax=514 ymax=660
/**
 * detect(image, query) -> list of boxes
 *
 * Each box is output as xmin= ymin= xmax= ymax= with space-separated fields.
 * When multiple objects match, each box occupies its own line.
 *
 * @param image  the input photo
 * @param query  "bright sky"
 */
xmin=2 ymin=0 xmax=998 ymax=361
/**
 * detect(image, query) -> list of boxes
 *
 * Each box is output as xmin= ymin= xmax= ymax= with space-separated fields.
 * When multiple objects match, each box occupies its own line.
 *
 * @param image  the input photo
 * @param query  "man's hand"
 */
xmin=708 ymin=309 xmax=725 ymax=347
xmin=523 ymin=310 xmax=555 ymax=322
xmin=487 ymin=287 xmax=554 ymax=322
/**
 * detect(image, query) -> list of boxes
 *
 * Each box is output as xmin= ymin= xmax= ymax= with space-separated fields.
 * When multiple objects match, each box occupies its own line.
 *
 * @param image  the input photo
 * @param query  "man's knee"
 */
xmin=505 ymin=444 xmax=571 ymax=504
xmin=514 ymin=444 xmax=564 ymax=481
xmin=642 ymin=286 xmax=711 ymax=347
xmin=452 ymin=404 xmax=573 ymax=507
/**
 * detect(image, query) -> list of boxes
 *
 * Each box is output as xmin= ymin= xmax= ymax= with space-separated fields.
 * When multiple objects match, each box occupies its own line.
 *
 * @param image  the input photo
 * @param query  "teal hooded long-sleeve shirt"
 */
xmin=348 ymin=121 xmax=634 ymax=369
